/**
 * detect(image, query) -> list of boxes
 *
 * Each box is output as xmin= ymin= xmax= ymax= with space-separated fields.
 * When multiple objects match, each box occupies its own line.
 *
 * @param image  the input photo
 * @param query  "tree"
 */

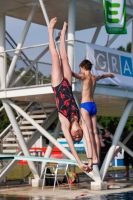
xmin=117 ymin=42 xmax=131 ymax=53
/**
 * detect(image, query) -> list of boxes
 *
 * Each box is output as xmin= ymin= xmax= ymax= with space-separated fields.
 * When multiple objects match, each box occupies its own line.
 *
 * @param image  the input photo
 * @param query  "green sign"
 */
xmin=104 ymin=0 xmax=127 ymax=34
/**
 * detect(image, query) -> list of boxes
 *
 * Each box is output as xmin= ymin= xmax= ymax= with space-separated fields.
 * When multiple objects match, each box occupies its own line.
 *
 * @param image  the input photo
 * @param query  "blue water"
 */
xmin=1 ymin=191 xmax=133 ymax=200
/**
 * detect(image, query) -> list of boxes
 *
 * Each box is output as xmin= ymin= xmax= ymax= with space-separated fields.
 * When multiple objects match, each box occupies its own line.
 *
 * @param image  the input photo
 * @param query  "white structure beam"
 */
xmin=39 ymin=0 xmax=60 ymax=57
xmin=6 ymin=99 xmax=76 ymax=160
xmin=39 ymin=0 xmax=50 ymax=26
xmin=67 ymin=0 xmax=76 ymax=71
xmin=100 ymin=100 xmax=133 ymax=180
xmin=97 ymin=123 xmax=133 ymax=164
xmin=117 ymin=140 xmax=133 ymax=158
xmin=91 ymin=25 xmax=102 ymax=44
xmin=0 ymin=12 xmax=6 ymax=89
xmin=6 ymin=99 xmax=101 ymax=182
xmin=131 ymin=20 xmax=133 ymax=54
xmin=2 ymin=100 xmax=40 ymax=179
xmin=10 ymin=36 xmax=59 ymax=88
xmin=0 ymin=108 xmax=58 ymax=182
xmin=6 ymin=4 xmax=37 ymax=87
xmin=111 ymin=130 xmax=133 ymax=158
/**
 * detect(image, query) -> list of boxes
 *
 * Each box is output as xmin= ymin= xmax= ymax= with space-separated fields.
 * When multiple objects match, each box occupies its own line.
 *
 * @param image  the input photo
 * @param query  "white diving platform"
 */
xmin=0 ymin=82 xmax=133 ymax=117
xmin=0 ymin=154 xmax=78 ymax=165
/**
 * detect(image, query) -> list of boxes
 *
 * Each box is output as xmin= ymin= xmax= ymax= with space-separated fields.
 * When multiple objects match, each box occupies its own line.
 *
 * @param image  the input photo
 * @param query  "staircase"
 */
xmin=1 ymin=102 xmax=56 ymax=154
xmin=1 ymin=31 xmax=54 ymax=154
xmin=0 ymin=31 xmax=57 ymax=182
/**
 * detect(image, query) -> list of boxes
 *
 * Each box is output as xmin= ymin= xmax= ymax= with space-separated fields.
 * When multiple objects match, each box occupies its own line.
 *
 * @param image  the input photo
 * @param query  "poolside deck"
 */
xmin=0 ymin=172 xmax=133 ymax=199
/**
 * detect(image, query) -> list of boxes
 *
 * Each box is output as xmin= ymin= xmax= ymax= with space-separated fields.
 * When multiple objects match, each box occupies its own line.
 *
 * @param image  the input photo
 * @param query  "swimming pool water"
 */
xmin=1 ymin=191 xmax=133 ymax=200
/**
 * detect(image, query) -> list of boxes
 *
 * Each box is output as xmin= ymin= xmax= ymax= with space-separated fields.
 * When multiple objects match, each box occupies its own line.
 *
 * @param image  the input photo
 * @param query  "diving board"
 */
xmin=0 ymin=154 xmax=78 ymax=165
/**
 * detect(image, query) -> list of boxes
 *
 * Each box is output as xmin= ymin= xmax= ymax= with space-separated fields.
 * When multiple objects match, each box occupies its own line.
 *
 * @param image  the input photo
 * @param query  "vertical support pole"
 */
xmin=6 ymin=4 xmax=37 ymax=87
xmin=100 ymin=101 xmax=133 ymax=180
xmin=131 ymin=19 xmax=133 ymax=54
xmin=40 ymin=136 xmax=43 ymax=148
xmin=67 ymin=0 xmax=76 ymax=71
xmin=0 ymin=12 xmax=6 ymax=89
xmin=2 ymin=100 xmax=40 ymax=179
xmin=40 ymin=121 xmax=61 ymax=177
xmin=36 ymin=62 xmax=38 ymax=85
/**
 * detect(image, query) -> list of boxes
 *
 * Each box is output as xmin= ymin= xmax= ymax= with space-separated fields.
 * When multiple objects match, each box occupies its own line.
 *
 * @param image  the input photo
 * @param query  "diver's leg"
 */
xmin=59 ymin=22 xmax=72 ymax=85
xmin=92 ymin=115 xmax=101 ymax=163
xmin=81 ymin=108 xmax=98 ymax=167
xmin=48 ymin=17 xmax=63 ymax=87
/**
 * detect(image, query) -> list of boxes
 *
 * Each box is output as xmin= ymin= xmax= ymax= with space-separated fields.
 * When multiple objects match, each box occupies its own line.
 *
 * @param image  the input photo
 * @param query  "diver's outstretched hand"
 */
xmin=80 ymin=163 xmax=92 ymax=173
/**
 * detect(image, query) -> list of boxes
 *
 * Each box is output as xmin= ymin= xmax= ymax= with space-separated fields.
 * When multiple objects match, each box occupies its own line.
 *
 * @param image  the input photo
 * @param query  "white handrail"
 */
xmin=0 ymin=39 xmax=86 ymax=54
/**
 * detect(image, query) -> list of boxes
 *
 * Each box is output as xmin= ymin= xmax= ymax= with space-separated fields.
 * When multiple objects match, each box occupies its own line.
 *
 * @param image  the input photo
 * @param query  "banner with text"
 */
xmin=86 ymin=43 xmax=133 ymax=88
xmin=104 ymin=0 xmax=127 ymax=34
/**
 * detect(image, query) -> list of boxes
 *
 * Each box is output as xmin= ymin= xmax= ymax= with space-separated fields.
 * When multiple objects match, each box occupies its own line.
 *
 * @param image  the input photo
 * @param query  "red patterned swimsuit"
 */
xmin=52 ymin=77 xmax=80 ymax=123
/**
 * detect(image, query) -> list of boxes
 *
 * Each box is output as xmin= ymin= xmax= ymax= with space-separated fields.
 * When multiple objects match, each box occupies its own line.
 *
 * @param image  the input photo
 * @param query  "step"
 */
xmin=5 ymin=138 xmax=16 ymax=142
xmin=31 ymin=108 xmax=55 ymax=114
xmin=20 ymin=126 xmax=36 ymax=130
xmin=22 ymin=131 xmax=35 ymax=135
xmin=3 ymin=144 xmax=18 ymax=147
xmin=21 ymin=120 xmax=44 ymax=125
xmin=30 ymin=110 xmax=46 ymax=114
xmin=10 ymin=131 xmax=34 ymax=135
xmin=5 ymin=137 xmax=29 ymax=142
xmin=29 ymin=115 xmax=47 ymax=119
xmin=3 ymin=150 xmax=17 ymax=153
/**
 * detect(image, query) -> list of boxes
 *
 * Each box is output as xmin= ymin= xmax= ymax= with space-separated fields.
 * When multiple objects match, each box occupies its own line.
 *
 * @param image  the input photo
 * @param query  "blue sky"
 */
xmin=6 ymin=16 xmax=132 ymax=50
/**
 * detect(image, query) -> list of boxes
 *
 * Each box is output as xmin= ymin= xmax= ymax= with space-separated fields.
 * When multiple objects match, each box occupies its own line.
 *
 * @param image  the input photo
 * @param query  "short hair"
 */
xmin=79 ymin=59 xmax=93 ymax=71
xmin=98 ymin=129 xmax=105 ymax=135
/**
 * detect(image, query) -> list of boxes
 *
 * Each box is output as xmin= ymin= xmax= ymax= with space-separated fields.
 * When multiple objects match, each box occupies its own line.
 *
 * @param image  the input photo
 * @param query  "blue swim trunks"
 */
xmin=80 ymin=102 xmax=97 ymax=117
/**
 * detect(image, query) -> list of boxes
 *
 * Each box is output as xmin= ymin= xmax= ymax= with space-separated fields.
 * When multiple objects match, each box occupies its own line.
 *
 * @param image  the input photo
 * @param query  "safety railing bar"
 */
xmin=1 ymin=39 xmax=79 ymax=54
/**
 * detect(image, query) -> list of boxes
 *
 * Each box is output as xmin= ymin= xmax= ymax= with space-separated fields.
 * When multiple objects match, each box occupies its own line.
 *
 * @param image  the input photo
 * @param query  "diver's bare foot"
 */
xmin=49 ymin=17 xmax=57 ymax=31
xmin=61 ymin=22 xmax=67 ymax=34
xmin=62 ymin=21 xmax=68 ymax=34
xmin=58 ymin=22 xmax=68 ymax=37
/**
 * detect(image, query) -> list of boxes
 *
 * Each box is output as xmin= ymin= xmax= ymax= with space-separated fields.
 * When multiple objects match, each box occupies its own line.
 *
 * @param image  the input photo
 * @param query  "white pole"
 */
xmin=110 ymin=135 xmax=133 ymax=157
xmin=122 ymin=129 xmax=133 ymax=144
xmin=40 ymin=121 xmax=61 ymax=177
xmin=2 ymin=100 xmax=40 ymax=179
xmin=67 ymin=0 xmax=76 ymax=71
xmin=0 ymin=12 xmax=6 ymax=89
xmin=36 ymin=62 xmax=38 ymax=85
xmin=111 ymin=129 xmax=133 ymax=159
xmin=131 ymin=19 xmax=133 ymax=54
xmin=39 ymin=0 xmax=59 ymax=54
xmin=6 ymin=5 xmax=37 ymax=87
xmin=10 ymin=35 xmax=60 ymax=87
xmin=91 ymin=25 xmax=101 ymax=44
xmin=39 ymin=0 xmax=50 ymax=26
xmin=100 ymin=101 xmax=133 ymax=180
xmin=5 ymin=99 xmax=75 ymax=160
